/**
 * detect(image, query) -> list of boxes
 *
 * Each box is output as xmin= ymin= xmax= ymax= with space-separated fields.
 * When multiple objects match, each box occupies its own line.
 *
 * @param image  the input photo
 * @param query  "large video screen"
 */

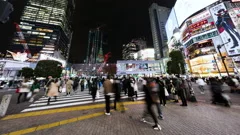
xmin=165 ymin=9 xmax=179 ymax=41
xmin=116 ymin=60 xmax=161 ymax=75
xmin=174 ymin=0 xmax=218 ymax=25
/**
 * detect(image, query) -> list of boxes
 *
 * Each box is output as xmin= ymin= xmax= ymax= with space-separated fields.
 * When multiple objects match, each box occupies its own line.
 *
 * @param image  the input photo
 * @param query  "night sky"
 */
xmin=0 ymin=0 xmax=176 ymax=63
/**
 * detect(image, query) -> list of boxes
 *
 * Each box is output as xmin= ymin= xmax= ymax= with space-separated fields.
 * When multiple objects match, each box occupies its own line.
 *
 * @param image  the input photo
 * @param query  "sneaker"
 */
xmin=140 ymin=118 xmax=146 ymax=123
xmin=153 ymin=124 xmax=162 ymax=130
xmin=201 ymin=92 xmax=205 ymax=94
xmin=158 ymin=115 xmax=164 ymax=120
xmin=105 ymin=113 xmax=111 ymax=116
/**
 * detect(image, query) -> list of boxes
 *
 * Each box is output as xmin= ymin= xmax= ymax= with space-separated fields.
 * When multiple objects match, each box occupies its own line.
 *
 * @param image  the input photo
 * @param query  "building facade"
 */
xmin=149 ymin=3 xmax=170 ymax=60
xmin=7 ymin=0 xmax=75 ymax=61
xmin=165 ymin=0 xmax=240 ymax=76
xmin=122 ymin=38 xmax=147 ymax=60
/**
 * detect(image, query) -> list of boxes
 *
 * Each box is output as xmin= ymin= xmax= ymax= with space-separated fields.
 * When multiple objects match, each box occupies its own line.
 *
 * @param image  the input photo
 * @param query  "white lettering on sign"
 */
xmin=0 ymin=94 xmax=12 ymax=117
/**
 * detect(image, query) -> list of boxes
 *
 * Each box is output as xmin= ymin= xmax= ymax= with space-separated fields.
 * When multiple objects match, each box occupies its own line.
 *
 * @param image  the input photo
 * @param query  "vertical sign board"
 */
xmin=0 ymin=94 xmax=12 ymax=117
xmin=210 ymin=3 xmax=240 ymax=56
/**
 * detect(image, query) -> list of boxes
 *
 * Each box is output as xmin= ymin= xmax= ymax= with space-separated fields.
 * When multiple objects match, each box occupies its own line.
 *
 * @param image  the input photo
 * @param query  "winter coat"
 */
xmin=103 ymin=79 xmax=113 ymax=95
xmin=19 ymin=82 xmax=31 ymax=93
xmin=66 ymin=80 xmax=73 ymax=93
xmin=47 ymin=82 xmax=59 ymax=97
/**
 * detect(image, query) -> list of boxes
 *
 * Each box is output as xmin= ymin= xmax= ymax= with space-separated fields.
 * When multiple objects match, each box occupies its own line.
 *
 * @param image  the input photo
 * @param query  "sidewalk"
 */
xmin=1 ymin=101 xmax=240 ymax=135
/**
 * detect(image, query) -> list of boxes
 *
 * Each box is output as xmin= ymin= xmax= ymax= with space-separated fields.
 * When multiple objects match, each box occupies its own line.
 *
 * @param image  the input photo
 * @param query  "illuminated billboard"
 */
xmin=190 ymin=54 xmax=234 ymax=74
xmin=174 ymin=0 xmax=218 ymax=25
xmin=116 ymin=60 xmax=161 ymax=75
xmin=210 ymin=3 xmax=240 ymax=56
xmin=165 ymin=9 xmax=179 ymax=41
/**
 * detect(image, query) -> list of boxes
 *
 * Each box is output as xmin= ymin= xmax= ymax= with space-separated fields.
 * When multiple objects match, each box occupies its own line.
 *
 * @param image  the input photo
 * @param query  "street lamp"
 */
xmin=217 ymin=39 xmax=231 ymax=76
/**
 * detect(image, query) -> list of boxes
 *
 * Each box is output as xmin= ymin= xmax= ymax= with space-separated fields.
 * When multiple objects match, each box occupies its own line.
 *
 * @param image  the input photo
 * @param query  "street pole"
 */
xmin=217 ymin=45 xmax=230 ymax=76
xmin=212 ymin=54 xmax=222 ymax=77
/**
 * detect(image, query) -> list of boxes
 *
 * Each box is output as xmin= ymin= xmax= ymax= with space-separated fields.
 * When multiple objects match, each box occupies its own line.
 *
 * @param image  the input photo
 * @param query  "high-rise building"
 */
xmin=122 ymin=38 xmax=147 ymax=60
xmin=149 ymin=3 xmax=170 ymax=60
xmin=7 ymin=0 xmax=75 ymax=61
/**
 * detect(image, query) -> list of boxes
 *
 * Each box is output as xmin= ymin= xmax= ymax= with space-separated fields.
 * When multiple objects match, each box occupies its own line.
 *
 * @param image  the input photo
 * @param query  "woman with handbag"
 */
xmin=29 ymin=79 xmax=40 ymax=102
xmin=17 ymin=79 xmax=31 ymax=104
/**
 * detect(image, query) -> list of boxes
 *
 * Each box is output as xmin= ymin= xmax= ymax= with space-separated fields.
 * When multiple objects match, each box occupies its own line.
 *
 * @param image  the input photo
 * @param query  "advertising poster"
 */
xmin=116 ymin=61 xmax=161 ymax=75
xmin=210 ymin=3 xmax=240 ymax=56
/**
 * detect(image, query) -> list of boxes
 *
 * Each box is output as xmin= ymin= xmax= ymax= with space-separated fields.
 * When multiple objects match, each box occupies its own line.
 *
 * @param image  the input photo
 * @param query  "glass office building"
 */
xmin=7 ymin=0 xmax=75 ymax=61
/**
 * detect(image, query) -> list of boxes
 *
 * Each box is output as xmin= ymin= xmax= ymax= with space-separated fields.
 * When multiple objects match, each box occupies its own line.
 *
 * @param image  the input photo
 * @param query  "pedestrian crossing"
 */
xmin=21 ymin=90 xmax=145 ymax=113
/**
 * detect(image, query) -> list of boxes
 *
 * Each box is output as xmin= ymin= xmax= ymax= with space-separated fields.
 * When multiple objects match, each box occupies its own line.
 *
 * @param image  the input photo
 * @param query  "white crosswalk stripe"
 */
xmin=21 ymin=90 xmax=145 ymax=113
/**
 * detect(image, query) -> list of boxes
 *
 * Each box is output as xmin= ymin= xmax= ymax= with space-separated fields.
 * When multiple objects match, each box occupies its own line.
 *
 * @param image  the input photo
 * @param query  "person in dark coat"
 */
xmin=141 ymin=78 xmax=162 ymax=130
xmin=113 ymin=78 xmax=122 ymax=110
xmin=73 ymin=77 xmax=79 ymax=92
xmin=156 ymin=77 xmax=166 ymax=106
xmin=178 ymin=78 xmax=188 ymax=106
xmin=210 ymin=78 xmax=230 ymax=107
xmin=91 ymin=78 xmax=98 ymax=102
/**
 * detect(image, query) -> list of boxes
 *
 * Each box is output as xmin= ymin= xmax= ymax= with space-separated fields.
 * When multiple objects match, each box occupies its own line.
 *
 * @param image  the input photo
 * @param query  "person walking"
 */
xmin=196 ymin=77 xmax=206 ymax=94
xmin=113 ymin=78 xmax=122 ymax=110
xmin=44 ymin=76 xmax=53 ymax=96
xmin=73 ymin=77 xmax=79 ymax=92
xmin=91 ymin=78 xmax=98 ymax=102
xmin=156 ymin=77 xmax=166 ymax=106
xmin=80 ymin=79 xmax=85 ymax=92
xmin=141 ymin=78 xmax=162 ymax=131
xmin=47 ymin=79 xmax=59 ymax=105
xmin=66 ymin=78 xmax=73 ymax=96
xmin=17 ymin=79 xmax=31 ymax=104
xmin=103 ymin=75 xmax=113 ymax=115
xmin=29 ymin=79 xmax=40 ymax=102
xmin=178 ymin=78 xmax=188 ymax=106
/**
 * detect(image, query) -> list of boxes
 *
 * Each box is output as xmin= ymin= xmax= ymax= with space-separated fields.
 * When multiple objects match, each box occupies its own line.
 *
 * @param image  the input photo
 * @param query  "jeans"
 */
xmin=17 ymin=93 xmax=27 ymax=103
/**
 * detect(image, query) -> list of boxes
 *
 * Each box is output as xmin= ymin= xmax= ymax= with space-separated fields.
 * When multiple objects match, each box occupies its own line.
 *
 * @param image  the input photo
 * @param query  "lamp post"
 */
xmin=217 ymin=39 xmax=231 ymax=77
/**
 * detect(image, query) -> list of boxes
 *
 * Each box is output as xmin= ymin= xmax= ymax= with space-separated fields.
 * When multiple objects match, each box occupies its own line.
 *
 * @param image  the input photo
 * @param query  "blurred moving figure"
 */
xmin=210 ymin=78 xmax=231 ymax=107
xmin=141 ymin=78 xmax=162 ymax=131
xmin=29 ymin=79 xmax=40 ymax=102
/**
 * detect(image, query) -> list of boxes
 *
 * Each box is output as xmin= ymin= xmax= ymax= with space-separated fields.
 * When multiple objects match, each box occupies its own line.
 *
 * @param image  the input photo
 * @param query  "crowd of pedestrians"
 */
xmin=14 ymin=74 xmax=240 ymax=131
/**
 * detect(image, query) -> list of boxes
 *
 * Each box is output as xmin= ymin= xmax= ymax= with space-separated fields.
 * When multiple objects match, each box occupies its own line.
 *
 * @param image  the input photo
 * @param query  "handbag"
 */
xmin=34 ymin=88 xmax=40 ymax=93
xmin=96 ymin=90 xmax=100 ymax=99
xmin=171 ymin=87 xmax=176 ymax=94
xmin=27 ymin=92 xmax=32 ymax=99
xmin=164 ymin=87 xmax=169 ymax=96
xmin=16 ymin=88 xmax=20 ymax=93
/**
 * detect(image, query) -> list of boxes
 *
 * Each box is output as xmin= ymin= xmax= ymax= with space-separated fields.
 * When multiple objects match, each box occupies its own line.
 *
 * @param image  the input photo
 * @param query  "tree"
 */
xmin=167 ymin=50 xmax=185 ymax=75
xmin=20 ymin=67 xmax=34 ymax=78
xmin=34 ymin=60 xmax=62 ymax=78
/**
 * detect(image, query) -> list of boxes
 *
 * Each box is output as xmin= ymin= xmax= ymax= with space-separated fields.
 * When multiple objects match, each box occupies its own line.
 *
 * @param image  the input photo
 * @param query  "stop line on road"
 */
xmin=21 ymin=90 xmax=145 ymax=113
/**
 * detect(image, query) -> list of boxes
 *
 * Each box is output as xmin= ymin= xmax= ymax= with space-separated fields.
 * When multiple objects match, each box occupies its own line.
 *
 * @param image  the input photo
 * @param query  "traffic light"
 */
xmin=0 ymin=1 xmax=14 ymax=23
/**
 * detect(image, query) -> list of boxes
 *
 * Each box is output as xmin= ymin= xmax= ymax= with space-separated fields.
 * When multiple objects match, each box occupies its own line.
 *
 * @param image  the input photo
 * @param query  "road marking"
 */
xmin=2 ymin=101 xmax=144 ymax=120
xmin=3 ymin=111 xmax=105 ymax=135
xmin=21 ymin=94 xmax=145 ymax=112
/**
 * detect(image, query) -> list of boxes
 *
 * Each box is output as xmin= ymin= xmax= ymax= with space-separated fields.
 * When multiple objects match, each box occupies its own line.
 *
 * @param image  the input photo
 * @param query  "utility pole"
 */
xmin=217 ymin=39 xmax=231 ymax=77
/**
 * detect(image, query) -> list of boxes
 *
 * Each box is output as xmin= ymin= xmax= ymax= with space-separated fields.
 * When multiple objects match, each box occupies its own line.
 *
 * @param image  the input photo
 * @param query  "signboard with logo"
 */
xmin=210 ymin=3 xmax=240 ymax=56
